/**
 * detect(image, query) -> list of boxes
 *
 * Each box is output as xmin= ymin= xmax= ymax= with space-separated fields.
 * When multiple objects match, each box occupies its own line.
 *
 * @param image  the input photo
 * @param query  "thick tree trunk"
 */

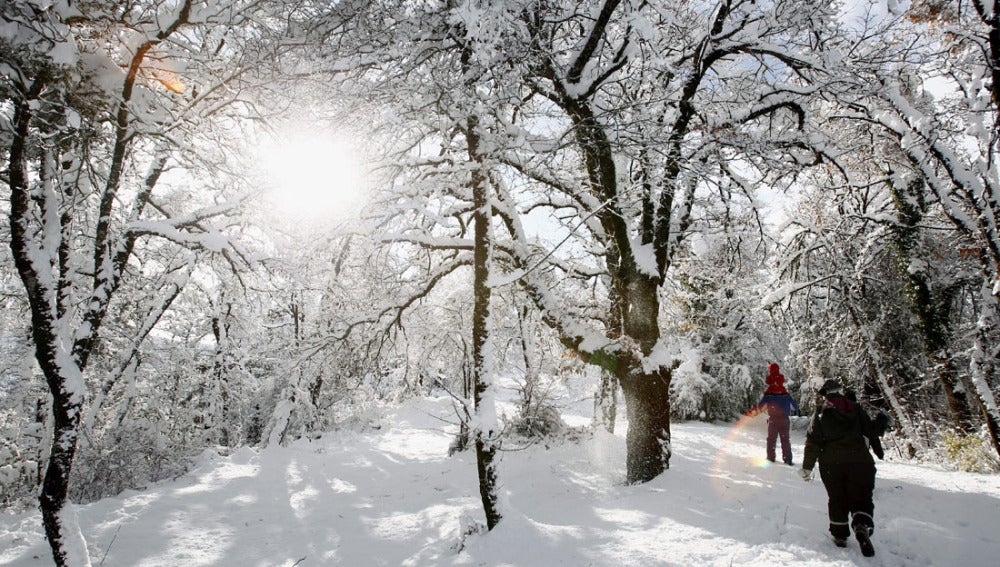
xmin=617 ymin=273 xmax=672 ymax=484
xmin=559 ymin=85 xmax=677 ymax=482
xmin=552 ymin=89 xmax=676 ymax=482
xmin=619 ymin=366 xmax=672 ymax=484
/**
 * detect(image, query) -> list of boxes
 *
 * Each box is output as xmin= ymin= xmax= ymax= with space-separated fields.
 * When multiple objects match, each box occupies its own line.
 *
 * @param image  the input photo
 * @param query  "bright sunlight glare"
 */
xmin=257 ymin=130 xmax=370 ymax=222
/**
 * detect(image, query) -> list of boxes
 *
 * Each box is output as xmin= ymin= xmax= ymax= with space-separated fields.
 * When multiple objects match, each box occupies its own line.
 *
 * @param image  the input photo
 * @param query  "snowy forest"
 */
xmin=2 ymin=0 xmax=1000 ymax=566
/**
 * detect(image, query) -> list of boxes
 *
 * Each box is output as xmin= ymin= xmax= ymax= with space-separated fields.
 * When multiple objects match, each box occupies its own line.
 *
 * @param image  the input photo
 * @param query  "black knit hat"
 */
xmin=819 ymin=379 xmax=842 ymax=397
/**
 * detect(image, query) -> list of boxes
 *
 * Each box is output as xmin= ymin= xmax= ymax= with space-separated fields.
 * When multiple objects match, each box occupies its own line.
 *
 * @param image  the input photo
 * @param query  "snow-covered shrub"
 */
xmin=664 ymin=336 xmax=765 ymax=421
xmin=699 ymin=363 xmax=759 ymax=420
xmin=509 ymin=402 xmax=566 ymax=438
xmin=71 ymin=420 xmax=195 ymax=503
xmin=670 ymin=348 xmax=712 ymax=420
xmin=0 ymin=376 xmax=46 ymax=511
xmin=0 ymin=437 xmax=40 ymax=511
xmin=505 ymin=362 xmax=575 ymax=440
xmin=941 ymin=431 xmax=1000 ymax=473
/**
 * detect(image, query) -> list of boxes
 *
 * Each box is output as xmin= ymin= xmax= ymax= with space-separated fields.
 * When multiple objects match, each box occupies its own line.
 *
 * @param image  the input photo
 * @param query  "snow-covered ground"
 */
xmin=2 ymin=396 xmax=998 ymax=566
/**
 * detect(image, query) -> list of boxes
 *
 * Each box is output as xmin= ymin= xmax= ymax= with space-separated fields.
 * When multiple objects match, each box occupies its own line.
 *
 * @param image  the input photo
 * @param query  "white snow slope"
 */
xmin=2 ymin=395 xmax=998 ymax=566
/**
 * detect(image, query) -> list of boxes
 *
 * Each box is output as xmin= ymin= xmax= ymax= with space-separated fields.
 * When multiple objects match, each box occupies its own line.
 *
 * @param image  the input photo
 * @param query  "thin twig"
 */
xmin=99 ymin=524 xmax=123 ymax=566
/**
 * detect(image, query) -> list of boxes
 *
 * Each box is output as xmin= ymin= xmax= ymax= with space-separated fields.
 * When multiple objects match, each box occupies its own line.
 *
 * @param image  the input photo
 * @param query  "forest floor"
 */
xmin=2 ymin=394 xmax=999 ymax=566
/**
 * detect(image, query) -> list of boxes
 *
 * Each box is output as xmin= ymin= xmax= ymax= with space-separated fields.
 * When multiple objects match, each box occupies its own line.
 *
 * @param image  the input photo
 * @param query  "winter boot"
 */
xmin=855 ymin=528 xmax=875 ymax=557
xmin=832 ymin=536 xmax=847 ymax=548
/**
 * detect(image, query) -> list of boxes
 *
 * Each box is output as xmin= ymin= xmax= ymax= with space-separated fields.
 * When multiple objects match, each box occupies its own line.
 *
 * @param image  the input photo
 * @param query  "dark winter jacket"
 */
xmin=753 ymin=393 xmax=800 ymax=420
xmin=802 ymin=394 xmax=884 ymax=470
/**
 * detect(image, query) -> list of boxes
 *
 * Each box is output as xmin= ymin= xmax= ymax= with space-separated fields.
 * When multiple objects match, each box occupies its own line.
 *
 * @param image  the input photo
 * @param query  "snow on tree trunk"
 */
xmin=8 ymin=74 xmax=91 ymax=566
xmin=969 ymin=292 xmax=1000 ymax=460
xmin=468 ymin=109 xmax=502 ymax=530
xmin=37 ymin=350 xmax=91 ymax=567
xmin=593 ymin=370 xmax=618 ymax=434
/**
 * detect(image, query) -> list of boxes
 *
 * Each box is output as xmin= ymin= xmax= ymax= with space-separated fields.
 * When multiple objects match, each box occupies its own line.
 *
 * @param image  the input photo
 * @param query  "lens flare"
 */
xmin=146 ymin=56 xmax=185 ymax=94
xmin=709 ymin=413 xmax=772 ymax=500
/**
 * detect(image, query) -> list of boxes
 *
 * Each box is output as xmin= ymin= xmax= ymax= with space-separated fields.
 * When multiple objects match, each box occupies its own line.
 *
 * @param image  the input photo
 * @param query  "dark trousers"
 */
xmin=767 ymin=414 xmax=792 ymax=464
xmin=818 ymin=461 xmax=876 ymax=538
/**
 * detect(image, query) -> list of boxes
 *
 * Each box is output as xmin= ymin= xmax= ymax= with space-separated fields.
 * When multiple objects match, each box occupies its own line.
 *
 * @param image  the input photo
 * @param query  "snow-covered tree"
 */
xmin=666 ymin=202 xmax=784 ymax=421
xmin=312 ymin=0 xmax=850 ymax=484
xmin=480 ymin=0 xmax=843 ymax=483
xmin=815 ymin=0 xmax=1000 ymax=457
xmin=1 ymin=1 xmax=286 ymax=563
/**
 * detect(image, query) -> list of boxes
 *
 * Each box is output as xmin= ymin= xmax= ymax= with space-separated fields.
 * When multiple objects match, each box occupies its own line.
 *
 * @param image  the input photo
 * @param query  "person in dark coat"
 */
xmin=749 ymin=363 xmax=800 ymax=465
xmin=799 ymin=379 xmax=889 ymax=557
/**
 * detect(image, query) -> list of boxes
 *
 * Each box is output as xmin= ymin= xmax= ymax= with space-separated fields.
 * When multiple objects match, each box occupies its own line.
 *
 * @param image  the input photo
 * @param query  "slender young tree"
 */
xmin=461 ymin=23 xmax=503 ymax=529
xmin=469 ymin=111 xmax=502 ymax=530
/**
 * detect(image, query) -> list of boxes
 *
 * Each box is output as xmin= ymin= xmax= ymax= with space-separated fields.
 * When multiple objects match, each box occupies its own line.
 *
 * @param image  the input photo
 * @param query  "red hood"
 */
xmin=765 ymin=363 xmax=786 ymax=392
xmin=824 ymin=396 xmax=855 ymax=413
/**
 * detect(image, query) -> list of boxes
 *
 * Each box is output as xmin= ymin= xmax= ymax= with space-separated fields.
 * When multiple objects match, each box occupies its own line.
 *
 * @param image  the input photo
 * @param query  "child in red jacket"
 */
xmin=749 ymin=363 xmax=800 ymax=465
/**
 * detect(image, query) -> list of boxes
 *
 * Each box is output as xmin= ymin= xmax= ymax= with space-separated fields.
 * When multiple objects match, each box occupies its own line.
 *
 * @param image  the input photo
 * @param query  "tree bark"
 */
xmin=619 ymin=366 xmax=672 ymax=483
xmin=9 ymin=82 xmax=92 ymax=566
xmin=38 ymin=362 xmax=87 ymax=567
xmin=467 ymin=100 xmax=501 ymax=529
xmin=617 ymin=273 xmax=672 ymax=483
xmin=554 ymin=85 xmax=676 ymax=482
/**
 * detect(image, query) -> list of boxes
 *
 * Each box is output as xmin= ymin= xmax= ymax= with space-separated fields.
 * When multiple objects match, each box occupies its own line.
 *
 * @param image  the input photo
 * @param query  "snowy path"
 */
xmin=2 ymin=397 xmax=998 ymax=566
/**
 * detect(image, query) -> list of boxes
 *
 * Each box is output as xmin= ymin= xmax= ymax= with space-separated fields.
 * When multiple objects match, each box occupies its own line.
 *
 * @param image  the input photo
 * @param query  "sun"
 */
xmin=257 ymin=129 xmax=370 ymax=222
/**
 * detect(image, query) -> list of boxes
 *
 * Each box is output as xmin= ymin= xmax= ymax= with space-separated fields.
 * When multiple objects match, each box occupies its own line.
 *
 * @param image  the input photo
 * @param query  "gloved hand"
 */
xmin=875 ymin=411 xmax=891 ymax=433
xmin=798 ymin=467 xmax=813 ymax=482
